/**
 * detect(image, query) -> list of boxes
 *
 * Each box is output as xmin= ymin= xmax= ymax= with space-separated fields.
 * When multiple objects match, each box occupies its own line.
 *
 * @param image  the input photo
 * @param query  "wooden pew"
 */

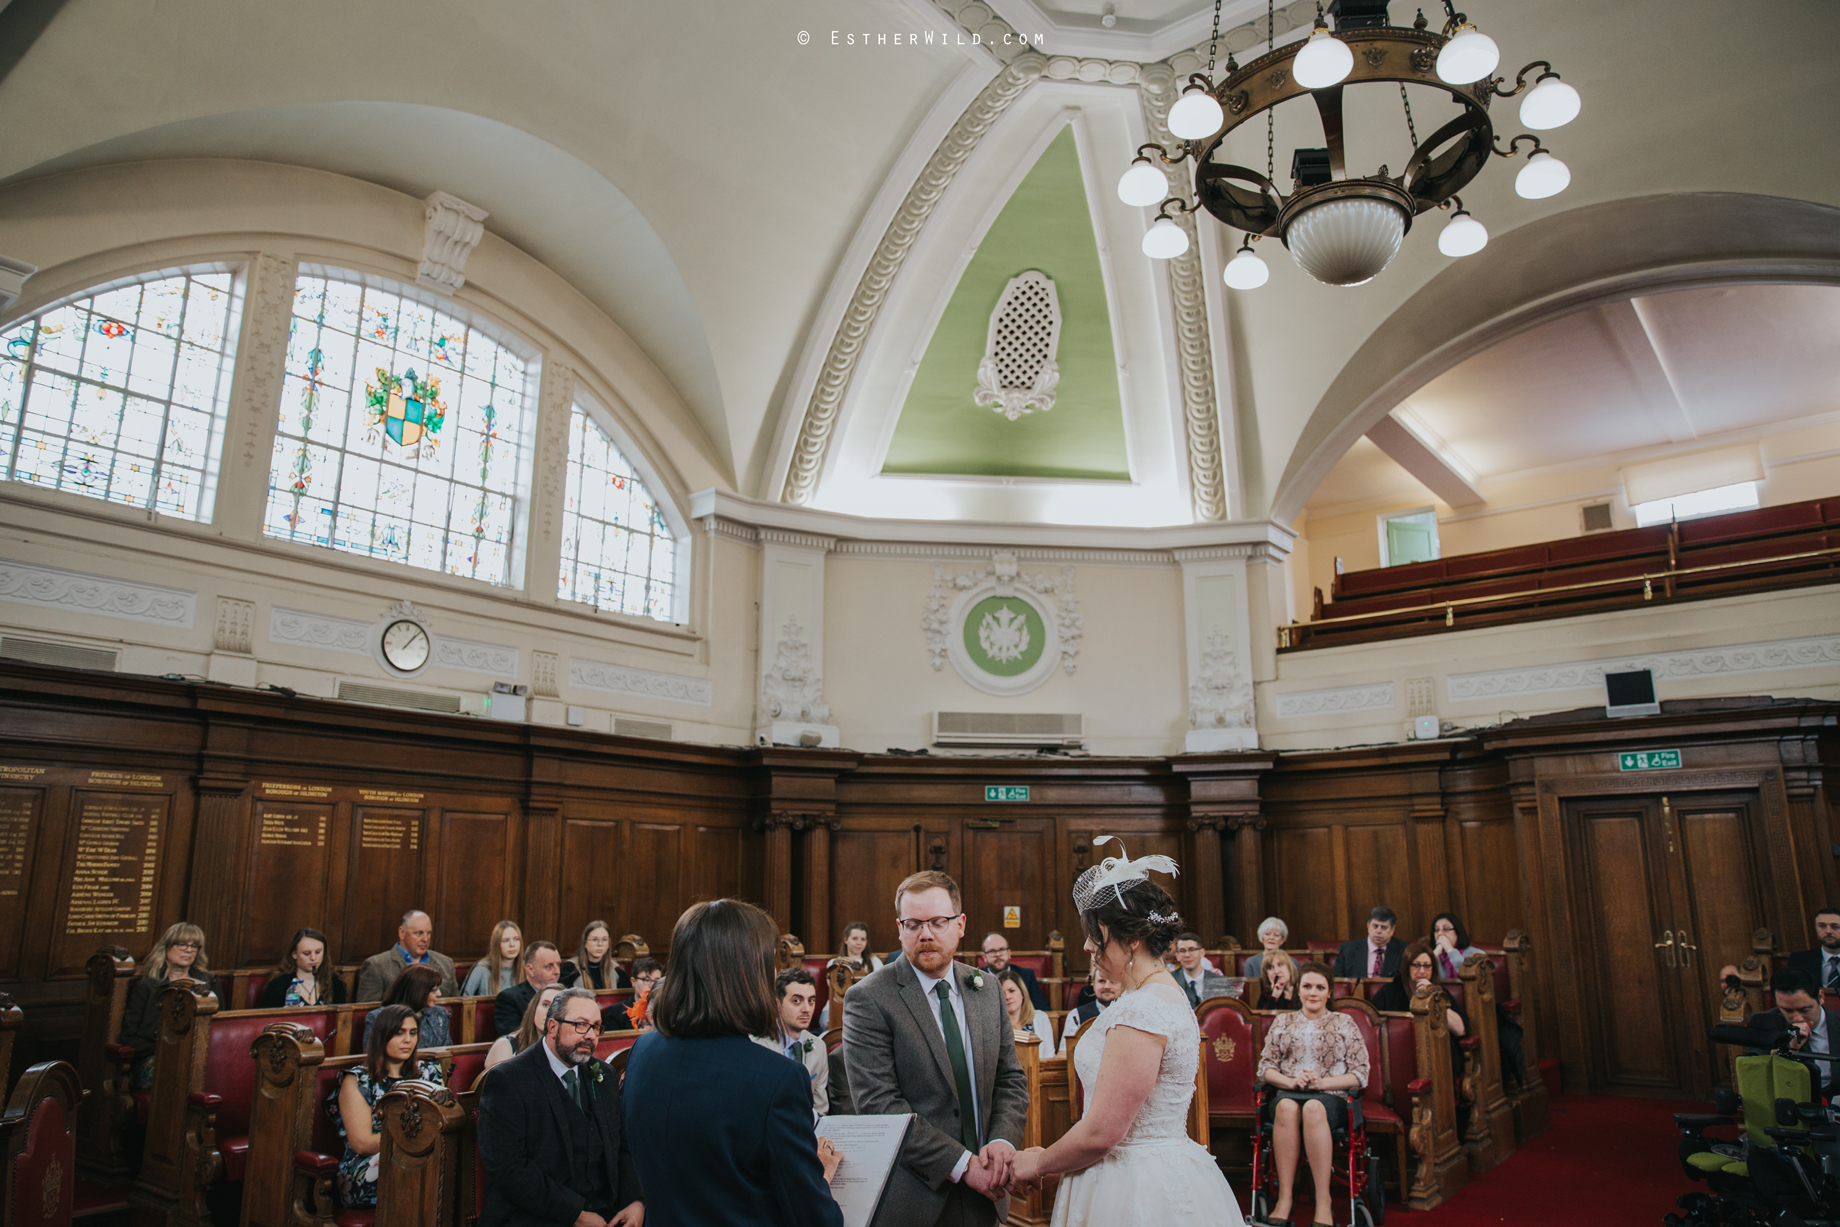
xmin=0 ymin=993 xmax=19 ymax=1105
xmin=1500 ymin=930 xmax=1550 ymax=1140
xmin=1004 ymin=1035 xmax=1053 ymax=1227
xmin=1406 ymin=982 xmax=1469 ymax=1210
xmin=75 ymin=946 xmax=137 ymax=1186
xmin=375 ymin=1080 xmax=466 ymax=1227
xmin=2 ymin=1061 xmax=82 ymax=1226
xmin=1457 ymin=954 xmax=1515 ymax=1169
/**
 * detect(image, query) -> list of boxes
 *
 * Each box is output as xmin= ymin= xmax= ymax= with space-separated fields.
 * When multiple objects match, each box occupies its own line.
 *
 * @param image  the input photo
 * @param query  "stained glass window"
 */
xmin=0 ymin=270 xmax=239 ymax=520
xmin=559 ymin=404 xmax=679 ymax=620
xmin=264 ymin=269 xmax=533 ymax=587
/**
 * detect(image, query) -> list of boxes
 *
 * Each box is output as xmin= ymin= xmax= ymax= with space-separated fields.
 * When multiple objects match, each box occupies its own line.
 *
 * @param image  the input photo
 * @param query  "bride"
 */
xmin=1011 ymin=839 xmax=1243 ymax=1226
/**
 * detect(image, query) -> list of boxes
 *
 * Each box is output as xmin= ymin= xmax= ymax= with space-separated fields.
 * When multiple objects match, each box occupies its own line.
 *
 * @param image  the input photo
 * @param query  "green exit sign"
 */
xmin=1619 ymin=749 xmax=1682 ymax=771
xmin=985 ymin=785 xmax=1029 ymax=802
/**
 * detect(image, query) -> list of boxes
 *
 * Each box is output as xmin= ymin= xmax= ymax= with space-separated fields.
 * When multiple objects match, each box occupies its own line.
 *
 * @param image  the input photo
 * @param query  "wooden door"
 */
xmin=1667 ymin=791 xmax=1770 ymax=1091
xmin=961 ymin=818 xmax=1055 ymax=954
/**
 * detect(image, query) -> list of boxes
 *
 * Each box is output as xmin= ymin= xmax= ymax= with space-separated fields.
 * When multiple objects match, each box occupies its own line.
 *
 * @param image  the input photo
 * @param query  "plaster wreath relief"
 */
xmin=923 ymin=551 xmax=1082 ymax=675
xmin=1188 ymin=625 xmax=1253 ymax=730
xmin=759 ymin=615 xmax=830 ymax=724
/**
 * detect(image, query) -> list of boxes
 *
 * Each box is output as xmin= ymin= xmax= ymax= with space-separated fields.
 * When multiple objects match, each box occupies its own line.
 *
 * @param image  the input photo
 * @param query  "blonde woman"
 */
xmin=462 ymin=920 xmax=524 ymax=997
xmin=564 ymin=918 xmax=630 ymax=991
xmin=123 ymin=921 xmax=218 ymax=1087
xmin=1000 ymin=967 xmax=1056 ymax=1055
xmin=482 ymin=983 xmax=565 ymax=1071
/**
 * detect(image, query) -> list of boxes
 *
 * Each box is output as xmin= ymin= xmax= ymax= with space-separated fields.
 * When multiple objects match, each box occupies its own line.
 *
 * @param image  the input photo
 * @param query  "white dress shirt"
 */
xmin=915 ymin=964 xmax=981 ymax=1181
xmin=541 ymin=1036 xmax=581 ymax=1090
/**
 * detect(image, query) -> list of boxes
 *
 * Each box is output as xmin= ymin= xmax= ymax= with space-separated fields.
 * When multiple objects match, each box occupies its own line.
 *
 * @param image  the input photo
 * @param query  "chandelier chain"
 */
xmin=1400 ymin=83 xmax=1419 ymax=148
xmin=1207 ymin=0 xmax=1222 ymax=77
xmin=1267 ymin=0 xmax=1275 ymax=181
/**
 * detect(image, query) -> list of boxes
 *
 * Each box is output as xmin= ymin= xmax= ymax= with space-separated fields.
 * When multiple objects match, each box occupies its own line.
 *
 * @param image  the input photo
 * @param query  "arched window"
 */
xmin=558 ymin=403 xmax=679 ymax=620
xmin=263 ymin=269 xmax=534 ymax=586
xmin=0 ymin=269 xmax=240 ymax=520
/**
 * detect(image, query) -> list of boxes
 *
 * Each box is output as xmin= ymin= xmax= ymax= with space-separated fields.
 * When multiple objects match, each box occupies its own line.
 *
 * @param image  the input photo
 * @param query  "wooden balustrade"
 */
xmin=1407 ymin=982 xmax=1469 ymax=1209
xmin=1456 ymin=954 xmax=1515 ymax=1172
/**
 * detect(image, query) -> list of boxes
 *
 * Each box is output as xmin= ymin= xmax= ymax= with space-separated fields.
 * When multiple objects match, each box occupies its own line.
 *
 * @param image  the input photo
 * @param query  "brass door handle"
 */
xmin=1677 ymin=930 xmax=1698 ymax=968
xmin=1655 ymin=932 xmax=1677 ymax=969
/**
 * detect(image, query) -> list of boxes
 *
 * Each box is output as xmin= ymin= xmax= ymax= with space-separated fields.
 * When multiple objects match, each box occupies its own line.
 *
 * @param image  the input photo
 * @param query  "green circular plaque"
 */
xmin=962 ymin=596 xmax=1047 ymax=677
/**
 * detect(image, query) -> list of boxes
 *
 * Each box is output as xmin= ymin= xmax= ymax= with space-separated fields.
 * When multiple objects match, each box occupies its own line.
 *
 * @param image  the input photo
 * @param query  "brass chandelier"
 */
xmin=1119 ymin=0 xmax=1582 ymax=288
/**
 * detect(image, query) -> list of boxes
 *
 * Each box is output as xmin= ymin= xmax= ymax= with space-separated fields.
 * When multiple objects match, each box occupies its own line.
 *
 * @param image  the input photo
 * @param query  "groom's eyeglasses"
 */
xmin=897 ymin=914 xmax=962 ymax=935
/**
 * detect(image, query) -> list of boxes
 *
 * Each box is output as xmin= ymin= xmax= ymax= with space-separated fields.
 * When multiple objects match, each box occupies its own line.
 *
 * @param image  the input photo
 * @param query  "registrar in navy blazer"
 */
xmin=622 ymin=1030 xmax=844 ymax=1227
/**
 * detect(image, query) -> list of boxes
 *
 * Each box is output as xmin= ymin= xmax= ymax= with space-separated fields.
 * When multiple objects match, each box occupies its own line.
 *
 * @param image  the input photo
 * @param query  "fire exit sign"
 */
xmin=985 ymin=785 xmax=1029 ymax=802
xmin=1619 ymin=749 xmax=1681 ymax=771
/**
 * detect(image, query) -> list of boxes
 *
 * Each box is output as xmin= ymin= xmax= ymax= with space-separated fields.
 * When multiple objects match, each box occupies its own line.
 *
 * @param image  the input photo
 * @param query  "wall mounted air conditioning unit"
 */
xmin=932 ymin=711 xmax=1084 ymax=748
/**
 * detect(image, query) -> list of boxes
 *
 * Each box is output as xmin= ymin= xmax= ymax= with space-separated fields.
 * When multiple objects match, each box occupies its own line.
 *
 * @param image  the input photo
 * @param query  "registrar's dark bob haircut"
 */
xmin=650 ymin=898 xmax=779 ymax=1040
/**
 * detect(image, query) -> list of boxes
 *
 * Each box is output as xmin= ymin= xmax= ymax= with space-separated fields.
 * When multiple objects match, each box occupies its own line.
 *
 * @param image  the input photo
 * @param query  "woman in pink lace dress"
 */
xmin=1253 ymin=962 xmax=1369 ymax=1227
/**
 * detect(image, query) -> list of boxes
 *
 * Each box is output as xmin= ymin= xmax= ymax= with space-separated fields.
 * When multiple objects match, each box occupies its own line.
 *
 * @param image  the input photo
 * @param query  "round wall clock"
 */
xmin=379 ymin=618 xmax=431 ymax=673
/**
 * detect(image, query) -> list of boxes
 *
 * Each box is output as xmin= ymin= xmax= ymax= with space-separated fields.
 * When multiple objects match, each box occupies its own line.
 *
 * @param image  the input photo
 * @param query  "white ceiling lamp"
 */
xmin=1223 ymin=237 xmax=1270 ymax=289
xmin=1123 ymin=0 xmax=1579 ymax=288
xmin=1117 ymin=156 xmax=1169 ymax=207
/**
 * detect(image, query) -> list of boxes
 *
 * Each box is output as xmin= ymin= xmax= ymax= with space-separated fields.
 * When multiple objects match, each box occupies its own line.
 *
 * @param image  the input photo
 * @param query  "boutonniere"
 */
xmin=586 ymin=1060 xmax=605 ymax=1084
xmin=967 ymin=972 xmax=986 ymax=992
xmin=800 ymin=1036 xmax=816 ymax=1056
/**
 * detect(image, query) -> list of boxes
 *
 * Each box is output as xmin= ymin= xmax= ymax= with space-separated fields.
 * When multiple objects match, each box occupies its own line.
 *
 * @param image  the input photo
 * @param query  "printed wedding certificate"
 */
xmin=815 ymin=1113 xmax=915 ymax=1227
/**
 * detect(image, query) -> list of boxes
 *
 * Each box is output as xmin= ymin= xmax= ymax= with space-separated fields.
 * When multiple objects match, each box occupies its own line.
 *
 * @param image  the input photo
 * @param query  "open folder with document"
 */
xmin=815 ymin=1113 xmax=915 ymax=1227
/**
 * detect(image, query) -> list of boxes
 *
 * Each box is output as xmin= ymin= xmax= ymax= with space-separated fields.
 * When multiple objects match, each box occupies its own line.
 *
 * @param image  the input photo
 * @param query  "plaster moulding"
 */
xmin=417 ymin=191 xmax=490 ymax=296
xmin=1446 ymin=634 xmax=1840 ymax=703
xmin=214 ymin=597 xmax=256 ymax=654
xmin=569 ymin=657 xmax=713 ymax=708
xmin=924 ymin=551 xmax=1082 ymax=695
xmin=1274 ymin=681 xmax=1396 ymax=719
xmin=975 ymin=271 xmax=1062 ymax=419
xmin=267 ymin=605 xmax=517 ymax=678
xmin=759 ymin=615 xmax=831 ymax=724
xmin=0 ymin=559 xmax=196 ymax=628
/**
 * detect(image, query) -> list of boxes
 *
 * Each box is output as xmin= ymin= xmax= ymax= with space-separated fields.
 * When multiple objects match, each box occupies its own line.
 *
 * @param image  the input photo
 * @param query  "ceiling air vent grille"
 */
xmin=1580 ymin=502 xmax=1615 ymax=533
xmin=336 ymin=681 xmax=462 ymax=713
xmin=613 ymin=717 xmax=673 ymax=741
xmin=932 ymin=711 xmax=1084 ymax=748
xmin=0 ymin=637 xmax=118 ymax=672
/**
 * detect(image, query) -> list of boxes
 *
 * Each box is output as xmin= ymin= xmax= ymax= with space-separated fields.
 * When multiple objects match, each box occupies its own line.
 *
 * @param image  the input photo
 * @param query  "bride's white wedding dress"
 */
xmin=1051 ymin=983 xmax=1245 ymax=1227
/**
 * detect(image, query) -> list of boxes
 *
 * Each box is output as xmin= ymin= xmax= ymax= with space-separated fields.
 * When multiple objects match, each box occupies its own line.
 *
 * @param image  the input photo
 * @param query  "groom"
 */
xmin=844 ymin=871 xmax=1030 ymax=1227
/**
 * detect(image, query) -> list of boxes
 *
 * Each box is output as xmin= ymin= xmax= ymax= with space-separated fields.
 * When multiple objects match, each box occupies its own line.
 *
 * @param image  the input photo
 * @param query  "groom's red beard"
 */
xmin=910 ymin=941 xmax=954 ymax=972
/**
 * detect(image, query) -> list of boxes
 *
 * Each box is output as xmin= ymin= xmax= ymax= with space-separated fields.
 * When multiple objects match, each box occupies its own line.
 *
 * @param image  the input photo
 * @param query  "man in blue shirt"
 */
xmin=355 ymin=910 xmax=459 ymax=1002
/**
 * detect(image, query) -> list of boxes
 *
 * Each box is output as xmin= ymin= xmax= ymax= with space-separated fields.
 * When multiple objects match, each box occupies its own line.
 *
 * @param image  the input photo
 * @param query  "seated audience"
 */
xmin=1332 ymin=906 xmax=1407 ymax=980
xmin=494 ymin=940 xmax=564 ymax=1037
xmin=564 ymin=918 xmax=632 ymax=991
xmin=1000 ymin=968 xmax=1056 ymax=1055
xmin=624 ymin=899 xmax=843 ymax=1226
xmin=621 ymin=956 xmax=664 ymax=1032
xmin=1061 ymin=965 xmax=1123 ymax=1045
xmin=1171 ymin=931 xmax=1237 ymax=1006
xmin=461 ymin=920 xmax=524 ymax=997
xmin=818 ymin=920 xmax=883 ymax=1029
xmin=1258 ymin=950 xmax=1302 ymax=1011
xmin=259 ymin=926 xmax=346 ymax=1008
xmin=980 ymin=932 xmax=1050 ymax=1010
xmin=1242 ymin=916 xmax=1290 ymax=982
xmin=753 ymin=968 xmax=830 ymax=1117
xmin=122 ymin=921 xmax=219 ymax=1088
xmin=1721 ymin=906 xmax=1840 ymax=990
xmin=355 ymin=910 xmax=459 ymax=1002
xmin=364 ymin=964 xmax=451 ymax=1049
xmin=479 ymin=988 xmax=644 ymax=1227
xmin=1373 ymin=941 xmax=1467 ymax=1039
xmin=1753 ymin=966 xmax=1840 ymax=1095
xmin=330 ymin=1003 xmax=445 ymax=1209
xmin=1256 ymin=962 xmax=1369 ymax=1227
xmin=484 ymin=983 xmax=565 ymax=1072
xmin=1428 ymin=912 xmax=1488 ymax=981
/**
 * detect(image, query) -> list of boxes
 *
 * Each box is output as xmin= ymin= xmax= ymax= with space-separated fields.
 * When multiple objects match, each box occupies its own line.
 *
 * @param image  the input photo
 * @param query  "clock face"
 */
xmin=380 ymin=619 xmax=431 ymax=672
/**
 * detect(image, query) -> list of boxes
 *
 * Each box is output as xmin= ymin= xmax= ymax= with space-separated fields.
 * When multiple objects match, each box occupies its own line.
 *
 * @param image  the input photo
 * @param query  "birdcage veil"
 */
xmin=1072 ymin=835 xmax=1181 ymax=923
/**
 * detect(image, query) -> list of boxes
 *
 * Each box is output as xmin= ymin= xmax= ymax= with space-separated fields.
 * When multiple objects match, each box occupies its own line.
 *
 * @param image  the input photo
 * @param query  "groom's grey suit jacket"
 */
xmin=843 ymin=957 xmax=1030 ymax=1227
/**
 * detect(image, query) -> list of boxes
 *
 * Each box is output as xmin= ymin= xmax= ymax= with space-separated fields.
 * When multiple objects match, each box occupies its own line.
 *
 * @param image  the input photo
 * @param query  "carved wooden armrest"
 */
xmin=181 ymin=1091 xmax=225 ymax=1204
xmin=1457 ymin=1035 xmax=1481 ymax=1103
xmin=293 ymin=1150 xmax=340 ymax=1227
xmin=1501 ymin=999 xmax=1520 ymax=1013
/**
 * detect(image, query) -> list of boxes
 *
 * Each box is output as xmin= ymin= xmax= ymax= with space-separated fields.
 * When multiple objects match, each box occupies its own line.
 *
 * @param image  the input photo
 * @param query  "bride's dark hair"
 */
xmin=1079 ymin=877 xmax=1182 ymax=959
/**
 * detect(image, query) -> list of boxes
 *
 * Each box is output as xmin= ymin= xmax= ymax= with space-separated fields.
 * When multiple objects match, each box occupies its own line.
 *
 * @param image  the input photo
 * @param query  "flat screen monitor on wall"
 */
xmin=1605 ymin=668 xmax=1661 ymax=718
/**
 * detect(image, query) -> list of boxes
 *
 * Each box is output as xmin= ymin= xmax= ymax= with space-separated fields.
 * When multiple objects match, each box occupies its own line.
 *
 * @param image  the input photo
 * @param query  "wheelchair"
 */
xmin=1247 ymin=1084 xmax=1385 ymax=1227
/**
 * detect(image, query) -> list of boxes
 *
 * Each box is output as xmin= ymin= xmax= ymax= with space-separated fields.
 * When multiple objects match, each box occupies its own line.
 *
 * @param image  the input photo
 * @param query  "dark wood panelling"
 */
xmin=1268 ymin=826 xmax=1336 ymax=945
xmin=828 ymin=826 xmax=920 ymax=955
xmin=627 ymin=823 xmax=685 ymax=946
xmin=1344 ymin=823 xmax=1411 ymax=933
xmin=1455 ymin=821 xmax=1521 ymax=945
xmin=694 ymin=824 xmax=744 ymax=907
xmin=0 ymin=785 xmax=45 ymax=979
xmin=240 ymin=800 xmax=333 ymax=966
xmin=435 ymin=812 xmax=511 ymax=957
xmin=344 ymin=807 xmax=427 ymax=963
xmin=560 ymin=819 xmax=623 ymax=943
xmin=962 ymin=821 xmax=1053 ymax=952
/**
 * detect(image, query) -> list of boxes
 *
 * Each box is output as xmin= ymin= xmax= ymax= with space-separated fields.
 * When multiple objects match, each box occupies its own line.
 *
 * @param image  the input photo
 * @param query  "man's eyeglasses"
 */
xmin=556 ymin=1018 xmax=603 ymax=1037
xmin=898 ymin=914 xmax=962 ymax=936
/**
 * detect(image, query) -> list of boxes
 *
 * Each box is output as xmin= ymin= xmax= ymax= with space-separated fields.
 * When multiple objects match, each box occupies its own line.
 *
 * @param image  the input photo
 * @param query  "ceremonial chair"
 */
xmin=1 ymin=1061 xmax=81 ymax=1227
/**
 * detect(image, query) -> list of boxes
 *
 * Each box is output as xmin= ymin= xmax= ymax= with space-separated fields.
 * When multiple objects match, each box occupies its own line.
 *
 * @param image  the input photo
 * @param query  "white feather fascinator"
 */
xmin=1072 ymin=835 xmax=1181 ymax=920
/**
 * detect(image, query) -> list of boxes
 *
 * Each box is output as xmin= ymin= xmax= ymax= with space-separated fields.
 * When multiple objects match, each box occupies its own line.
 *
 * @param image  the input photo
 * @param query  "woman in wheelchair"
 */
xmin=1254 ymin=963 xmax=1370 ymax=1227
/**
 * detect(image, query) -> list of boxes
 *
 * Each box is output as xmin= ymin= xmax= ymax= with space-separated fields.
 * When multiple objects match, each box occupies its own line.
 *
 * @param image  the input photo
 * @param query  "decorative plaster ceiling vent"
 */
xmin=932 ymin=710 xmax=1084 ymax=747
xmin=0 ymin=637 xmax=117 ymax=672
xmin=336 ymin=681 xmax=462 ymax=713
xmin=1580 ymin=502 xmax=1616 ymax=533
xmin=613 ymin=717 xmax=674 ymax=741
xmin=974 ymin=271 xmax=1062 ymax=421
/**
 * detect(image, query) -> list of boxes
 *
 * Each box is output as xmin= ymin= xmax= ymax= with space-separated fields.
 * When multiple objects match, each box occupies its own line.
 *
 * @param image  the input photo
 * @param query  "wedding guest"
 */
xmin=1372 ymin=942 xmax=1466 ymax=1034
xmin=364 ymin=964 xmax=451 ymax=1049
xmin=355 ymin=911 xmax=458 ymax=1001
xmin=478 ymin=988 xmax=642 ymax=1226
xmin=818 ymin=921 xmax=883 ymax=1029
xmin=619 ymin=956 xmax=664 ymax=1032
xmin=1258 ymin=950 xmax=1302 ymax=1011
xmin=981 ymin=932 xmax=1050 ymax=1010
xmin=259 ymin=927 xmax=346 ymax=1008
xmin=564 ymin=919 xmax=631 ymax=991
xmin=1429 ymin=913 xmax=1488 ymax=981
xmin=1256 ymin=963 xmax=1369 ymax=1227
xmin=1000 ymin=968 xmax=1057 ymax=1055
xmin=624 ymin=899 xmax=844 ymax=1225
xmin=122 ymin=921 xmax=219 ymax=1088
xmin=1331 ymin=907 xmax=1406 ymax=980
xmin=1241 ymin=917 xmax=1290 ymax=982
xmin=1426 ymin=915 xmax=1526 ymax=1088
xmin=1171 ymin=932 xmax=1235 ymax=1006
xmin=330 ymin=1004 xmax=444 ymax=1210
xmin=753 ymin=968 xmax=829 ymax=1117
xmin=1061 ymin=965 xmax=1123 ymax=1046
xmin=462 ymin=920 xmax=524 ymax=997
xmin=484 ymin=983 xmax=565 ymax=1072
xmin=494 ymin=941 xmax=563 ymax=1037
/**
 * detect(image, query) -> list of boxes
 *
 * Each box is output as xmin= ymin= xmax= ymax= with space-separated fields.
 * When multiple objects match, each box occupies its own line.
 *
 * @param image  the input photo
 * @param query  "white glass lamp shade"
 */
xmin=1142 ymin=217 xmax=1191 ymax=259
xmin=1519 ymin=76 xmax=1581 ymax=130
xmin=1293 ymin=28 xmax=1354 ymax=89
xmin=1436 ymin=26 xmax=1499 ymax=84
xmin=1437 ymin=211 xmax=1488 ymax=257
xmin=1118 ymin=161 xmax=1169 ymax=207
xmin=1168 ymin=88 xmax=1225 ymax=140
xmin=1224 ymin=247 xmax=1270 ymax=289
xmin=1285 ymin=197 xmax=1407 ymax=286
xmin=1515 ymin=151 xmax=1571 ymax=199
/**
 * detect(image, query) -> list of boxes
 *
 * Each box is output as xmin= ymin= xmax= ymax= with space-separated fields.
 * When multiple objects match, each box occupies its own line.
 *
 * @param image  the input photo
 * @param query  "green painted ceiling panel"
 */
xmin=882 ymin=126 xmax=1130 ymax=481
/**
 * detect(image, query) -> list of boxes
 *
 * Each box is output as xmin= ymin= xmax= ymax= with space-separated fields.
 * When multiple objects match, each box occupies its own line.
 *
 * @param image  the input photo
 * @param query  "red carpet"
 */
xmin=1247 ymin=1093 xmax=1703 ymax=1226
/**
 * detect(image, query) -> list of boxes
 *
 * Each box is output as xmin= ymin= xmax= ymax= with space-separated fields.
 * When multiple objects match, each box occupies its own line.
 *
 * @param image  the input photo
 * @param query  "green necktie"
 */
xmin=934 ymin=980 xmax=979 ymax=1152
xmin=564 ymin=1067 xmax=588 ymax=1114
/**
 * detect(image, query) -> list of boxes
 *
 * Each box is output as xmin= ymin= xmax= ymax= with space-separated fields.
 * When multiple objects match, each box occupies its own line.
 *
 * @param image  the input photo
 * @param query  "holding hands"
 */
xmin=963 ymin=1140 xmax=1018 ymax=1200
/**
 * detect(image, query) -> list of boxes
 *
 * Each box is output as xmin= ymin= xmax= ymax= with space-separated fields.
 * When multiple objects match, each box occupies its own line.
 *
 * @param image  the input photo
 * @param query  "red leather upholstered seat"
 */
xmin=1197 ymin=999 xmax=1258 ymax=1131
xmin=5 ymin=1066 xmax=76 ymax=1227
xmin=470 ymin=998 xmax=498 ymax=1045
xmin=447 ymin=1050 xmax=489 ymax=1096
xmin=241 ymin=974 xmax=271 ymax=1009
xmin=594 ymin=1031 xmax=642 ymax=1063
xmin=202 ymin=1009 xmax=333 ymax=1180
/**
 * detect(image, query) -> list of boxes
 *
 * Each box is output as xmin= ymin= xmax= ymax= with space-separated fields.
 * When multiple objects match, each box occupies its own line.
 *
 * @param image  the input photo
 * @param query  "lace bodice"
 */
xmin=1072 ymin=985 xmax=1199 ymax=1143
